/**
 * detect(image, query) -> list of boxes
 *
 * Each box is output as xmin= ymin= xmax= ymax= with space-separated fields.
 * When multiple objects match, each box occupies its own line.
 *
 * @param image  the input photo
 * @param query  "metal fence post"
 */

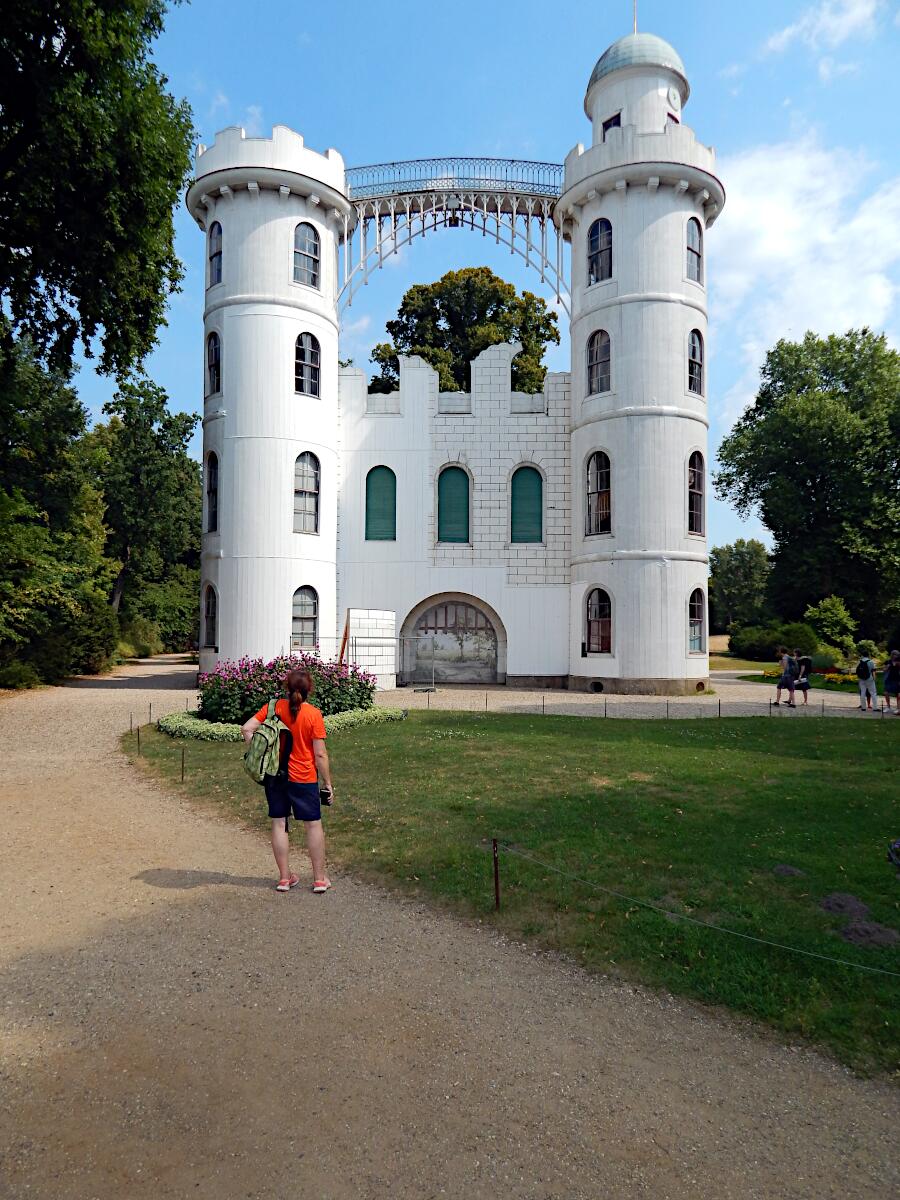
xmin=492 ymin=838 xmax=501 ymax=911
xmin=149 ymin=701 xmax=152 ymax=724
xmin=181 ymin=745 xmax=185 ymax=782
xmin=130 ymin=712 xmax=133 ymax=734
xmin=136 ymin=726 xmax=141 ymax=755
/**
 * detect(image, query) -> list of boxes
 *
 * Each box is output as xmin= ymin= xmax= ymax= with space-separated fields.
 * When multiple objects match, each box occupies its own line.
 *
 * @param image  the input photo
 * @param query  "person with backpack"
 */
xmin=855 ymin=647 xmax=878 ymax=712
xmin=773 ymin=645 xmax=797 ymax=707
xmin=793 ymin=647 xmax=813 ymax=705
xmin=241 ymin=668 xmax=333 ymax=892
xmin=883 ymin=650 xmax=900 ymax=715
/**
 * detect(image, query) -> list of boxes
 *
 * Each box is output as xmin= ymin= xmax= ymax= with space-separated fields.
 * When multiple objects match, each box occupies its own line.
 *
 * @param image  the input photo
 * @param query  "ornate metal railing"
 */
xmin=346 ymin=156 xmax=564 ymax=200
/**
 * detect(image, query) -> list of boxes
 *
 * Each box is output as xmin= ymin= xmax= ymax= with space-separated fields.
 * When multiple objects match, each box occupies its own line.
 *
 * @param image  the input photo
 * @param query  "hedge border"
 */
xmin=157 ymin=707 xmax=406 ymax=742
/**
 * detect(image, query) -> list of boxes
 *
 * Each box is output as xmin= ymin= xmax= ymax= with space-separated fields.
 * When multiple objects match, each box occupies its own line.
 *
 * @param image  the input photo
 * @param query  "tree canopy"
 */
xmin=0 ymin=0 xmax=194 ymax=375
xmin=708 ymin=539 xmax=771 ymax=632
xmin=715 ymin=329 xmax=900 ymax=638
xmin=368 ymin=267 xmax=561 ymax=394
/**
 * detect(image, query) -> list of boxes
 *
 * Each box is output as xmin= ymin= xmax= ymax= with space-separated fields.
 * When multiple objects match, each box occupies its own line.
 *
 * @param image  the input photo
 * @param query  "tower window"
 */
xmin=293 ymin=222 xmax=320 ymax=288
xmin=295 ymin=332 xmax=321 ymax=397
xmin=437 ymin=466 xmax=470 ymax=544
xmin=510 ymin=465 xmax=543 ymax=543
xmin=365 ymin=466 xmax=397 ymax=541
xmin=587 ymin=330 xmax=611 ymax=395
xmin=585 ymin=451 xmax=611 ymax=536
xmin=292 ymin=586 xmax=318 ymax=648
xmin=208 ymin=221 xmax=222 ymax=287
xmin=206 ymin=332 xmax=221 ymax=396
xmin=688 ymin=329 xmax=704 ymax=395
xmin=602 ymin=112 xmax=621 ymax=140
xmin=587 ymin=218 xmax=612 ymax=285
xmin=203 ymin=585 xmax=217 ymax=649
xmin=293 ymin=452 xmax=320 ymax=534
xmin=689 ymin=588 xmax=706 ymax=653
xmin=585 ymin=588 xmax=612 ymax=655
xmin=688 ymin=451 xmax=705 ymax=535
xmin=206 ymin=452 xmax=218 ymax=533
xmin=687 ymin=218 xmax=703 ymax=284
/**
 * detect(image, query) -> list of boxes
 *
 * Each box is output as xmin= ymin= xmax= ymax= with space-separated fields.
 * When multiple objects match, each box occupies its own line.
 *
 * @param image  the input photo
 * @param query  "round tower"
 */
xmin=558 ymin=33 xmax=726 ymax=694
xmin=186 ymin=126 xmax=352 ymax=671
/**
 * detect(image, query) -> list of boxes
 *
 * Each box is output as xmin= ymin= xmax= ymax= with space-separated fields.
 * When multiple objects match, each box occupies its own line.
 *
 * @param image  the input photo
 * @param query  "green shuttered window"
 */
xmin=437 ymin=466 xmax=470 ymax=543
xmin=510 ymin=466 xmax=542 ymax=543
xmin=365 ymin=466 xmax=397 ymax=540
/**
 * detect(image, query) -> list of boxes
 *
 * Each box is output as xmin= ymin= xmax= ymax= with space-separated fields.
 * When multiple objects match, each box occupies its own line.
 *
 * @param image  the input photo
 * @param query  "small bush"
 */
xmin=778 ymin=622 xmax=818 ymax=657
xmin=0 ymin=662 xmax=42 ymax=690
xmin=856 ymin=639 xmax=879 ymax=659
xmin=120 ymin=616 xmax=164 ymax=658
xmin=811 ymin=646 xmax=843 ymax=671
xmin=115 ymin=640 xmax=139 ymax=661
xmin=157 ymin=706 xmax=406 ymax=741
xmin=728 ymin=625 xmax=782 ymax=661
xmin=198 ymin=653 xmax=377 ymax=724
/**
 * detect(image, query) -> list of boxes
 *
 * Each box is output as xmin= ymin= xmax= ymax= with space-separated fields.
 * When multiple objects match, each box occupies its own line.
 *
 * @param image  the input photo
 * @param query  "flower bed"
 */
xmin=198 ymin=653 xmax=376 ymax=724
xmin=158 ymin=707 xmax=406 ymax=742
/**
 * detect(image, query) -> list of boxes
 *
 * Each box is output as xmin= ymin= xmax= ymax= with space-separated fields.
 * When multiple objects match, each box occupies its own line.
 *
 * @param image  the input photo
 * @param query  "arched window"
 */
xmin=206 ymin=332 xmax=221 ymax=396
xmin=587 ymin=218 xmax=612 ymax=285
xmin=510 ymin=466 xmax=543 ymax=543
xmin=437 ymin=466 xmax=470 ymax=544
xmin=292 ymin=586 xmax=318 ymax=648
xmin=206 ymin=452 xmax=218 ymax=533
xmin=208 ymin=221 xmax=222 ymax=286
xmin=293 ymin=452 xmax=320 ymax=534
xmin=203 ymin=585 xmax=217 ymax=648
xmin=688 ymin=329 xmax=704 ymax=395
xmin=585 ymin=589 xmax=612 ymax=655
xmin=689 ymin=588 xmax=706 ymax=652
xmin=686 ymin=218 xmax=703 ymax=284
xmin=295 ymin=332 xmax=320 ymax=396
xmin=688 ymin=451 xmax=704 ymax=534
xmin=585 ymin=451 xmax=611 ymax=535
xmin=587 ymin=330 xmax=611 ymax=395
xmin=365 ymin=466 xmax=397 ymax=541
xmin=293 ymin=222 xmax=320 ymax=287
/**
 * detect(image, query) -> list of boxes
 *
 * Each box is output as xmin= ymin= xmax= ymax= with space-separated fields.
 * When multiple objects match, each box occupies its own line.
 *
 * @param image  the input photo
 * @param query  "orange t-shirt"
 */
xmin=253 ymin=699 xmax=326 ymax=783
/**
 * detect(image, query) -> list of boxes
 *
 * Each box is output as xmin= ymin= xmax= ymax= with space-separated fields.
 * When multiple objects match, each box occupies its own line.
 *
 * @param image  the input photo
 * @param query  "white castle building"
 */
xmin=187 ymin=31 xmax=725 ymax=693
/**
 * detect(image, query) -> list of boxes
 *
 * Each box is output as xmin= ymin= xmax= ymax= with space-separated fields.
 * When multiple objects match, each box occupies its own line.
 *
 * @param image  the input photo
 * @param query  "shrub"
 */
xmin=856 ymin=639 xmax=878 ymax=659
xmin=729 ymin=625 xmax=782 ymax=661
xmin=0 ymin=661 xmax=42 ymax=690
xmin=26 ymin=590 xmax=119 ymax=680
xmin=804 ymin=595 xmax=856 ymax=651
xmin=158 ymin=706 xmax=405 ymax=741
xmin=811 ymin=646 xmax=843 ymax=672
xmin=197 ymin=653 xmax=377 ymax=724
xmin=115 ymin=640 xmax=139 ymax=661
xmin=778 ymin=622 xmax=818 ymax=657
xmin=119 ymin=616 xmax=164 ymax=658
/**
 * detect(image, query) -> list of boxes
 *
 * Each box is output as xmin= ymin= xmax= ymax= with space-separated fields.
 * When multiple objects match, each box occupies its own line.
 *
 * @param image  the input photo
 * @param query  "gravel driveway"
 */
xmin=0 ymin=658 xmax=897 ymax=1199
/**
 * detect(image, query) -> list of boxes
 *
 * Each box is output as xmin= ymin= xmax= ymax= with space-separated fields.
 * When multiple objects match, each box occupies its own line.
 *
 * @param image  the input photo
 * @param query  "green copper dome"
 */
xmin=586 ymin=32 xmax=689 ymax=103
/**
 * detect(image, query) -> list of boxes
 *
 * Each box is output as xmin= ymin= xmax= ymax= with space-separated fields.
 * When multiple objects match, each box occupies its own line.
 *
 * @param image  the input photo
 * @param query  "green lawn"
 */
xmin=709 ymin=654 xmax=766 ymax=671
xmin=126 ymin=713 xmax=900 ymax=1074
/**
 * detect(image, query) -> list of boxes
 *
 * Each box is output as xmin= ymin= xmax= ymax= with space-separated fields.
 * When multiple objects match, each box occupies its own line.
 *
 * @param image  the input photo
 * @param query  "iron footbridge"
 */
xmin=339 ymin=156 xmax=570 ymax=312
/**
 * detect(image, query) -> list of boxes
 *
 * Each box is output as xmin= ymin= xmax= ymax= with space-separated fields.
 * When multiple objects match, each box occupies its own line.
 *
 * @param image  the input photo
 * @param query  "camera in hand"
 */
xmin=320 ymin=785 xmax=332 ymax=806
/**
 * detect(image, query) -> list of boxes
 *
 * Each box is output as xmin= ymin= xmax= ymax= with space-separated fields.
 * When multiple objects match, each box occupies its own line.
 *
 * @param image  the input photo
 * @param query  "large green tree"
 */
xmin=90 ymin=377 xmax=199 ymax=611
xmin=369 ymin=267 xmax=560 ymax=394
xmin=715 ymin=330 xmax=900 ymax=638
xmin=0 ymin=0 xmax=193 ymax=375
xmin=708 ymin=539 xmax=771 ymax=632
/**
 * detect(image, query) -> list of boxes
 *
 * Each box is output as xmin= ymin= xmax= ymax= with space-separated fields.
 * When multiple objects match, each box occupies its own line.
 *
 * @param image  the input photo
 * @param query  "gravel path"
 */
xmin=1 ymin=658 xmax=897 ymax=1199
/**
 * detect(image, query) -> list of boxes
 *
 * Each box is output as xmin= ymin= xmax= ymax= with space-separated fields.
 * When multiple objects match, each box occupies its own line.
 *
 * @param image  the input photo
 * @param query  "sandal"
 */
xmin=312 ymin=879 xmax=331 ymax=894
xmin=276 ymin=874 xmax=300 ymax=892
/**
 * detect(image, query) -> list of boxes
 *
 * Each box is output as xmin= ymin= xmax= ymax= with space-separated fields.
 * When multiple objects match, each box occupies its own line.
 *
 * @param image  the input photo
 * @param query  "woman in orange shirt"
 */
xmin=241 ymin=668 xmax=334 ymax=893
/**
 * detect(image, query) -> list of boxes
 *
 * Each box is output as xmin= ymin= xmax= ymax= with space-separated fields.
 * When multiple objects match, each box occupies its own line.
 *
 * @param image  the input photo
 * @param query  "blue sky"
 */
xmin=76 ymin=0 xmax=900 ymax=548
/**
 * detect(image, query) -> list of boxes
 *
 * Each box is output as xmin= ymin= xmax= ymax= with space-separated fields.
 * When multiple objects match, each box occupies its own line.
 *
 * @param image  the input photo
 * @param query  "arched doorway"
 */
xmin=400 ymin=594 xmax=506 ymax=684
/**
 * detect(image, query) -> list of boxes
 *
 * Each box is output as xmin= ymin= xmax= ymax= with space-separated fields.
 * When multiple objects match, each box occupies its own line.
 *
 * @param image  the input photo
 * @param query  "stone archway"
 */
xmin=399 ymin=593 xmax=507 ymax=684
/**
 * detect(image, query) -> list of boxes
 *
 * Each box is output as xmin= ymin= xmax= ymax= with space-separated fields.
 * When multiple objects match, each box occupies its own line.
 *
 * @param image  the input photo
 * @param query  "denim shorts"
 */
xmin=264 ymin=776 xmax=321 ymax=822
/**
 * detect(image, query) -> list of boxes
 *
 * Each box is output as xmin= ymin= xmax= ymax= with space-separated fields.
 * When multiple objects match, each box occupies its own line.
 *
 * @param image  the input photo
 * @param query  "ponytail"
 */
xmin=285 ymin=668 xmax=313 ymax=719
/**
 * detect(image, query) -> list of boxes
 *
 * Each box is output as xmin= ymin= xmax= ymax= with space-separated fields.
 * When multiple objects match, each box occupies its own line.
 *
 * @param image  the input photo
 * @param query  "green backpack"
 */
xmin=242 ymin=700 xmax=290 ymax=785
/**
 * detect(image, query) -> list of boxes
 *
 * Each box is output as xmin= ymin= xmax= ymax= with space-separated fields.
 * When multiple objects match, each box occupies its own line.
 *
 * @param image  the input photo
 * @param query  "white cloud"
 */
xmin=341 ymin=315 xmax=371 ymax=338
xmin=711 ymin=132 xmax=900 ymax=428
xmin=208 ymin=90 xmax=229 ymax=118
xmin=242 ymin=105 xmax=265 ymax=137
xmin=817 ymin=56 xmax=861 ymax=81
xmin=765 ymin=0 xmax=883 ymax=54
xmin=718 ymin=63 xmax=747 ymax=80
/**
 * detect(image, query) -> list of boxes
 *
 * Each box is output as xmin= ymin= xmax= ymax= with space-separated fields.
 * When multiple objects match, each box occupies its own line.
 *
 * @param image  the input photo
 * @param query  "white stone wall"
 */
xmin=337 ymin=345 xmax=571 ymax=682
xmin=346 ymin=608 xmax=397 ymax=689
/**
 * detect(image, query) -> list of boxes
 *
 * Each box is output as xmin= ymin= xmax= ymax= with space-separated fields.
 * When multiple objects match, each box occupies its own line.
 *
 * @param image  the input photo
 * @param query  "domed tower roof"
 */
xmin=585 ymin=32 xmax=689 ymax=113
